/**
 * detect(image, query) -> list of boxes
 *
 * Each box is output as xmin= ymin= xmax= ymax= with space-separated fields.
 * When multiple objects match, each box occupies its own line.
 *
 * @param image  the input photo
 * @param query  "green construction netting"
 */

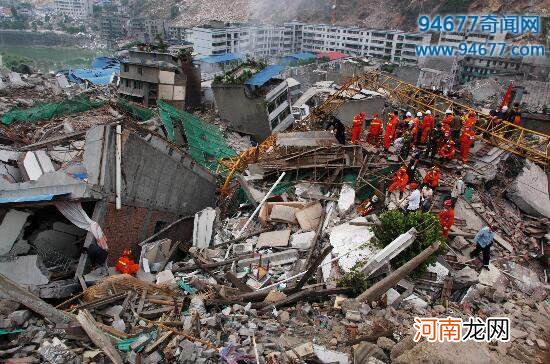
xmin=1 ymin=96 xmax=105 ymax=125
xmin=117 ymin=98 xmax=155 ymax=121
xmin=157 ymin=100 xmax=237 ymax=172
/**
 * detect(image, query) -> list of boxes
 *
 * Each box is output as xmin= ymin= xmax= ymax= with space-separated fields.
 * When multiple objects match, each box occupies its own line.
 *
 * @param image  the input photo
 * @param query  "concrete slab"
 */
xmin=478 ymin=264 xmax=502 ymax=286
xmin=507 ymin=160 xmax=550 ymax=218
xmin=295 ymin=203 xmax=322 ymax=231
xmin=22 ymin=152 xmax=43 ymax=181
xmin=269 ymin=205 xmax=298 ymax=224
xmin=0 ymin=255 xmax=49 ymax=285
xmin=193 ymin=207 xmax=217 ymax=248
xmin=0 ymin=210 xmax=31 ymax=256
xmin=360 ymin=228 xmax=415 ymax=276
xmin=257 ymin=230 xmax=291 ymax=248
xmin=337 ymin=184 xmax=355 ymax=214
xmin=35 ymin=150 xmax=55 ymax=174
xmin=290 ymin=231 xmax=316 ymax=249
xmin=329 ymin=217 xmax=375 ymax=273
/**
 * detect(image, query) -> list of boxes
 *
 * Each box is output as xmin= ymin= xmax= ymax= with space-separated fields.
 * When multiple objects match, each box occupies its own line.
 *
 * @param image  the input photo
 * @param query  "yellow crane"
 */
xmin=218 ymin=71 xmax=550 ymax=196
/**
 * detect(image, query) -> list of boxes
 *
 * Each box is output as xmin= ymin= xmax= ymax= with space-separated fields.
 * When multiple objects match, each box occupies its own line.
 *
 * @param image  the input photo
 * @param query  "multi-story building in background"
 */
xmin=188 ymin=23 xmax=251 ymax=56
xmin=54 ymin=0 xmax=93 ymax=19
xmin=301 ymin=25 xmax=432 ymax=65
xmin=129 ymin=18 xmax=167 ymax=43
xmin=100 ymin=13 xmax=128 ymax=41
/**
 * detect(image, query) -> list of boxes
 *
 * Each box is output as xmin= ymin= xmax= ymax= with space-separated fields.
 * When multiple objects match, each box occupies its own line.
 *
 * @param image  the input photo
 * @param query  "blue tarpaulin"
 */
xmin=245 ymin=65 xmax=285 ymax=87
xmin=0 ymin=193 xmax=68 ymax=204
xmin=198 ymin=53 xmax=242 ymax=64
xmin=67 ymin=57 xmax=120 ymax=86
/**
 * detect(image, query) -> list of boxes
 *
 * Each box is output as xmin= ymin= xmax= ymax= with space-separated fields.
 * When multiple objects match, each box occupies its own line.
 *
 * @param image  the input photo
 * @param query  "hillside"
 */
xmin=154 ymin=0 xmax=549 ymax=30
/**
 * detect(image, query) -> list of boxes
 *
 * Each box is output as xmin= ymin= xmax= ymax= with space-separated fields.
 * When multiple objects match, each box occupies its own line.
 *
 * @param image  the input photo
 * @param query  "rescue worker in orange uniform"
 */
xmin=464 ymin=111 xmax=477 ymax=128
xmin=420 ymin=110 xmax=434 ymax=144
xmin=366 ymin=113 xmax=383 ymax=145
xmin=388 ymin=166 xmax=409 ymax=198
xmin=422 ymin=166 xmax=440 ymax=189
xmin=459 ymin=127 xmax=476 ymax=163
xmin=439 ymin=139 xmax=456 ymax=161
xmin=115 ymin=250 xmax=139 ymax=275
xmin=441 ymin=109 xmax=453 ymax=133
xmin=351 ymin=114 xmax=363 ymax=144
xmin=383 ymin=111 xmax=399 ymax=149
xmin=439 ymin=199 xmax=455 ymax=238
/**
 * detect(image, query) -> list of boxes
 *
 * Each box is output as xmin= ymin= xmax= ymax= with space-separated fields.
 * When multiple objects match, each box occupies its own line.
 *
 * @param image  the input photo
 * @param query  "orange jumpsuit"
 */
xmin=439 ymin=208 xmax=454 ymax=238
xmin=464 ymin=116 xmax=476 ymax=128
xmin=388 ymin=167 xmax=409 ymax=193
xmin=366 ymin=117 xmax=383 ymax=145
xmin=422 ymin=169 xmax=440 ymax=188
xmin=442 ymin=114 xmax=453 ymax=128
xmin=411 ymin=117 xmax=420 ymax=144
xmin=383 ymin=116 xmax=398 ymax=149
xmin=420 ymin=115 xmax=434 ymax=144
xmin=459 ymin=128 xmax=475 ymax=162
xmin=351 ymin=115 xmax=362 ymax=144
xmin=439 ymin=141 xmax=456 ymax=160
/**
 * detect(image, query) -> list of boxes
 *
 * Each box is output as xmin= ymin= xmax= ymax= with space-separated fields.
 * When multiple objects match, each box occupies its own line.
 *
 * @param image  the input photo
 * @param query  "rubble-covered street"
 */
xmin=0 ymin=51 xmax=549 ymax=364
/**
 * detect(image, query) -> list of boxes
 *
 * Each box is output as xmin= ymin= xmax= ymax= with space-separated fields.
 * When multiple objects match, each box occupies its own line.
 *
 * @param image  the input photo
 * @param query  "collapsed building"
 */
xmin=0 ymin=54 xmax=549 ymax=364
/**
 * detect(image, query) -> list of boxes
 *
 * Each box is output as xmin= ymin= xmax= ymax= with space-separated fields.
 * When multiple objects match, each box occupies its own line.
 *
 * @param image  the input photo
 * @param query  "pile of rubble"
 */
xmin=0 ymin=69 xmax=549 ymax=363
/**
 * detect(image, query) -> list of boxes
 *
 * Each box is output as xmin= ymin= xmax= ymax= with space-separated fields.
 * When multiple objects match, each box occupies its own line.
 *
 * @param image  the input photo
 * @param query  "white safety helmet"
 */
xmin=406 ymin=111 xmax=412 ymax=117
xmin=416 ymin=112 xmax=423 ymax=117
xmin=425 ymin=110 xmax=431 ymax=115
xmin=502 ymin=105 xmax=509 ymax=112
xmin=445 ymin=109 xmax=452 ymax=114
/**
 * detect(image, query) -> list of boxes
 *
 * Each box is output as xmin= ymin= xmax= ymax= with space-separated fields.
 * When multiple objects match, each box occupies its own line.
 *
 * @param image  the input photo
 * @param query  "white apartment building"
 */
xmin=188 ymin=22 xmax=431 ymax=64
xmin=189 ymin=22 xmax=305 ymax=58
xmin=188 ymin=25 xmax=251 ymax=57
xmin=54 ymin=0 xmax=92 ymax=19
xmin=301 ymin=24 xmax=432 ymax=65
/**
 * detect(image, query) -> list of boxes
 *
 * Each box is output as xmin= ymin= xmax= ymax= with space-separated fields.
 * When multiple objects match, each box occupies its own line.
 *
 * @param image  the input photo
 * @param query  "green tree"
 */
xmin=371 ymin=210 xmax=446 ymax=277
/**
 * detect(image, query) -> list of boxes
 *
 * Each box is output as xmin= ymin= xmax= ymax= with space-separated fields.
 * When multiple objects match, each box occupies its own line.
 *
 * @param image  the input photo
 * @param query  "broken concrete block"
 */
xmin=156 ymin=270 xmax=175 ymax=285
xmin=233 ymin=242 xmax=254 ymax=254
xmin=35 ymin=150 xmax=55 ymax=173
xmin=295 ymin=202 xmax=323 ymax=230
xmin=257 ymin=229 xmax=291 ymax=248
xmin=337 ymin=183 xmax=355 ymax=214
xmin=270 ymin=205 xmax=298 ymax=224
xmin=193 ymin=207 xmax=217 ymax=248
xmin=290 ymin=231 xmax=316 ymax=249
xmin=140 ymin=238 xmax=171 ymax=273
xmin=237 ymin=250 xmax=298 ymax=267
xmin=259 ymin=202 xmax=305 ymax=225
xmin=32 ymin=229 xmax=81 ymax=259
xmin=8 ymin=310 xmax=31 ymax=326
xmin=264 ymin=289 xmax=287 ymax=304
xmin=313 ymin=345 xmax=349 ymax=364
xmin=286 ymin=342 xmax=315 ymax=360
xmin=0 ymin=209 xmax=31 ymax=256
xmin=0 ymin=255 xmax=49 ymax=286
xmin=507 ymin=160 xmax=550 ymax=218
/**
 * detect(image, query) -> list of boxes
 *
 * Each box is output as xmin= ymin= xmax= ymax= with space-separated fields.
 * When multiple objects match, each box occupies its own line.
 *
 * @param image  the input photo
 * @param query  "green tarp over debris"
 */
xmin=157 ymin=100 xmax=237 ymax=172
xmin=117 ymin=98 xmax=155 ymax=121
xmin=1 ymin=96 xmax=104 ymax=125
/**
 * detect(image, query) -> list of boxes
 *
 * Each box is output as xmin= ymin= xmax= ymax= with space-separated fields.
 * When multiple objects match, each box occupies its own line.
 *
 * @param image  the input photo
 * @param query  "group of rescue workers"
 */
xmin=351 ymin=108 xmax=480 ymax=164
xmin=343 ymin=104 xmax=520 ymax=270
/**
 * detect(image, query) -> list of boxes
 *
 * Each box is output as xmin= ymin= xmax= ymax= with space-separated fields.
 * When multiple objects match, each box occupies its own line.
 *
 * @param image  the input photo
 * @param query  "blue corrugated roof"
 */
xmin=198 ymin=53 xmax=242 ymax=64
xmin=0 ymin=193 xmax=68 ymax=204
xmin=245 ymin=65 xmax=285 ymax=87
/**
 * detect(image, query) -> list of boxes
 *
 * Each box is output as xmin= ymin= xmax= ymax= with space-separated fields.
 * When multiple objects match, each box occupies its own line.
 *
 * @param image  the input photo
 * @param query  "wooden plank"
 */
xmin=225 ymin=272 xmax=254 ymax=293
xmin=144 ymin=331 xmax=173 ymax=354
xmin=76 ymin=309 xmax=123 ymax=364
xmin=0 ymin=274 xmax=75 ymax=327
